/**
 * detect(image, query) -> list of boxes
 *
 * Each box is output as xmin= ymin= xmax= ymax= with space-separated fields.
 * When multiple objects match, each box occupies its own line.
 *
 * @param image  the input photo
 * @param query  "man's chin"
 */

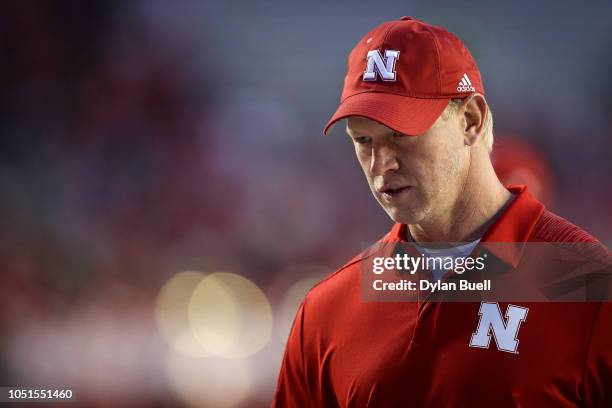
xmin=385 ymin=207 xmax=424 ymax=225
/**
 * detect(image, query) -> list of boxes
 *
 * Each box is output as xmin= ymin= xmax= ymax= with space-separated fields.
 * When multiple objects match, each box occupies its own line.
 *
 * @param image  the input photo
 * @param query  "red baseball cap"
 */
xmin=324 ymin=16 xmax=484 ymax=136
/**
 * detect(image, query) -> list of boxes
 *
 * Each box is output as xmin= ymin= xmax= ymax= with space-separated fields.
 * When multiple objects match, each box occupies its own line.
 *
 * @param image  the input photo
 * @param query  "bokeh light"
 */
xmin=155 ymin=271 xmax=210 ymax=357
xmin=276 ymin=265 xmax=329 ymax=339
xmin=188 ymin=272 xmax=274 ymax=358
xmin=165 ymin=350 xmax=252 ymax=408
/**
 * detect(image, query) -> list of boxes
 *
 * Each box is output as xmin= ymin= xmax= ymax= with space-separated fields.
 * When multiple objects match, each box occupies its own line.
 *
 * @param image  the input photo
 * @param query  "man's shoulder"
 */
xmin=303 ymin=229 xmax=398 ymax=310
xmin=533 ymin=209 xmax=601 ymax=243
xmin=531 ymin=209 xmax=610 ymax=264
xmin=304 ymin=246 xmax=374 ymax=303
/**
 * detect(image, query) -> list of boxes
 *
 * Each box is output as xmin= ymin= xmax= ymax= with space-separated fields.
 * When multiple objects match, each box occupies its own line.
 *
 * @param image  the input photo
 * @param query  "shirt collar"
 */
xmin=385 ymin=185 xmax=545 ymax=267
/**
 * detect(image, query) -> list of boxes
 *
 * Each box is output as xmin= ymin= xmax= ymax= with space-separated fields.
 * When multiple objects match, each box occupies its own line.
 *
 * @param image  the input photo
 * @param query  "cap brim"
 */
xmin=323 ymin=92 xmax=450 ymax=136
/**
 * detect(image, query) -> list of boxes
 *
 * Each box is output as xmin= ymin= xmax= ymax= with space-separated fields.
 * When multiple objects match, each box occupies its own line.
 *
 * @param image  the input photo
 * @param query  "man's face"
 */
xmin=346 ymin=111 xmax=468 ymax=225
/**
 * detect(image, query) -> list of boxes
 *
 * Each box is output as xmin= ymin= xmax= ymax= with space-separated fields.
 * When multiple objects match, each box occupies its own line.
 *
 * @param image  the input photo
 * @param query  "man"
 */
xmin=273 ymin=17 xmax=611 ymax=407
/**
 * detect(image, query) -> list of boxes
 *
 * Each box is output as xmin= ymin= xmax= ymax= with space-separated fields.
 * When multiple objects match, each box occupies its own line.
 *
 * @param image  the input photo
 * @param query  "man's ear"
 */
xmin=462 ymin=93 xmax=487 ymax=147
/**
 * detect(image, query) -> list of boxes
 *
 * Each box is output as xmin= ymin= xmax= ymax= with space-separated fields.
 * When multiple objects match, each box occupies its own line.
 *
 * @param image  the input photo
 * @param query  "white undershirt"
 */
xmin=409 ymin=235 xmax=481 ymax=280
xmin=404 ymin=193 xmax=514 ymax=280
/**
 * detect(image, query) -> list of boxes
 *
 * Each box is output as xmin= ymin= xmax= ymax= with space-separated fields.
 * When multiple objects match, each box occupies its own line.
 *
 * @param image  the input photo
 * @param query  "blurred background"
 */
xmin=0 ymin=0 xmax=610 ymax=406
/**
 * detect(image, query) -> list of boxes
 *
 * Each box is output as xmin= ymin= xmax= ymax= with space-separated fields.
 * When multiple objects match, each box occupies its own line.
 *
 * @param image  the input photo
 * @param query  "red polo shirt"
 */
xmin=272 ymin=186 xmax=611 ymax=407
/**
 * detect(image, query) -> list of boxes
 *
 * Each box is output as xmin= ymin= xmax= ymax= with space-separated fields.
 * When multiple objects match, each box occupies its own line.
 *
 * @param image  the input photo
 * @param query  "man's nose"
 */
xmin=370 ymin=145 xmax=399 ymax=176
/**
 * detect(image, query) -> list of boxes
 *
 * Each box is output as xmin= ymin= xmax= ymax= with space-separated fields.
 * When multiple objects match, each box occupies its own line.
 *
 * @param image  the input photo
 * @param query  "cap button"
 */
xmin=400 ymin=16 xmax=414 ymax=21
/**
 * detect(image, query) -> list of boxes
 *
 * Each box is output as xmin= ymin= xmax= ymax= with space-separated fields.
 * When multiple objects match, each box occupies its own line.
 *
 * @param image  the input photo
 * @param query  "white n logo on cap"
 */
xmin=363 ymin=50 xmax=400 ymax=82
xmin=469 ymin=302 xmax=528 ymax=353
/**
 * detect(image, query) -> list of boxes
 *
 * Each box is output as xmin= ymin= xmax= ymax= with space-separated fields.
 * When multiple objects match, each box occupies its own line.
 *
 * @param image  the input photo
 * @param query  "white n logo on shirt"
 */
xmin=363 ymin=50 xmax=400 ymax=82
xmin=469 ymin=302 xmax=528 ymax=354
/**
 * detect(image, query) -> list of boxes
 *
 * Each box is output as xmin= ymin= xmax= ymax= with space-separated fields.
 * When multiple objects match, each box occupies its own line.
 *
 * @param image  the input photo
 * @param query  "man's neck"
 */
xmin=408 ymin=152 xmax=513 ymax=244
xmin=409 ymin=185 xmax=512 ymax=243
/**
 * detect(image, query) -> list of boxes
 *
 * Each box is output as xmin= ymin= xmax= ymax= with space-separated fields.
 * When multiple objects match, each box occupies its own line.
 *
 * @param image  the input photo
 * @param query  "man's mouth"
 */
xmin=380 ymin=186 xmax=413 ymax=200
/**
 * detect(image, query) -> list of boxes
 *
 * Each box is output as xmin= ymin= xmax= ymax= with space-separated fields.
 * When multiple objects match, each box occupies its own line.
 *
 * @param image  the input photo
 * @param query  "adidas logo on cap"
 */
xmin=457 ymin=73 xmax=475 ymax=92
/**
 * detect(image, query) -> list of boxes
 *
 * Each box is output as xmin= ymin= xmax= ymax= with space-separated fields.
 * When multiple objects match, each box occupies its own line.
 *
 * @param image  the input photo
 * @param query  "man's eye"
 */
xmin=354 ymin=136 xmax=370 ymax=144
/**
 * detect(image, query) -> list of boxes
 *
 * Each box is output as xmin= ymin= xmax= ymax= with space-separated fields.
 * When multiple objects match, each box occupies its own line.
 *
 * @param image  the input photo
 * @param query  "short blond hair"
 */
xmin=443 ymin=97 xmax=494 ymax=153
